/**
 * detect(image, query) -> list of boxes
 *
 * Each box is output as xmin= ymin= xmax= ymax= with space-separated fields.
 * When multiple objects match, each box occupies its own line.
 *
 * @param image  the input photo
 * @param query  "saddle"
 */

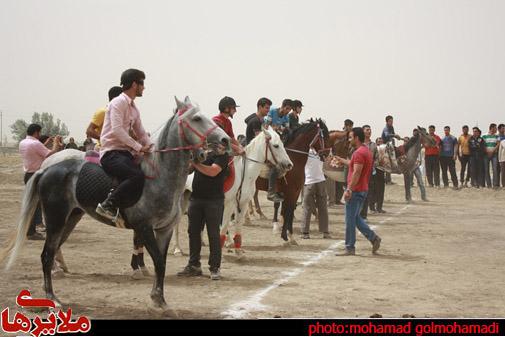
xmin=223 ymin=160 xmax=235 ymax=193
xmin=76 ymin=151 xmax=142 ymax=210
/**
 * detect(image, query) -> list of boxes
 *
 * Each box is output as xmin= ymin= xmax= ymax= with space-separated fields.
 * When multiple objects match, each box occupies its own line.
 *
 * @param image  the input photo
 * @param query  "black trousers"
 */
xmin=440 ymin=156 xmax=458 ymax=187
xmin=369 ymin=169 xmax=385 ymax=211
xmin=470 ymin=156 xmax=485 ymax=187
xmin=425 ymin=155 xmax=440 ymax=187
xmin=335 ymin=181 xmax=345 ymax=203
xmin=100 ymin=150 xmax=145 ymax=209
xmin=188 ymin=198 xmax=224 ymax=272
xmin=24 ymin=172 xmax=42 ymax=235
xmin=459 ymin=154 xmax=471 ymax=183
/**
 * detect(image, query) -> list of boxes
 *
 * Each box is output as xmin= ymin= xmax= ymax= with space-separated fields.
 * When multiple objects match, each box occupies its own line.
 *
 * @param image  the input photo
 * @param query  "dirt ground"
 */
xmin=0 ymin=153 xmax=504 ymax=319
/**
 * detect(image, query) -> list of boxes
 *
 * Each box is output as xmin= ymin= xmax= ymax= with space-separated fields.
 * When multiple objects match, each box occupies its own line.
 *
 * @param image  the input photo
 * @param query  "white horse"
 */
xmin=220 ymin=126 xmax=292 ymax=258
xmin=172 ymin=126 xmax=293 ymax=258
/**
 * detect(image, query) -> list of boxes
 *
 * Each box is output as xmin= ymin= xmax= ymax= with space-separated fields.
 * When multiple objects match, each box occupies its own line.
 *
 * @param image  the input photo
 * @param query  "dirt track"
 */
xmin=1 ymin=154 xmax=504 ymax=319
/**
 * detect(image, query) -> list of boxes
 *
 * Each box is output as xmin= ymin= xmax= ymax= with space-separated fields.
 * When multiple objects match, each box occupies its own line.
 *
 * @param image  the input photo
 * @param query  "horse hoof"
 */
xmin=140 ymin=266 xmax=151 ymax=277
xmin=130 ymin=269 xmax=144 ymax=280
xmin=173 ymin=248 xmax=184 ymax=256
xmin=147 ymin=302 xmax=178 ymax=318
xmin=51 ymin=268 xmax=66 ymax=279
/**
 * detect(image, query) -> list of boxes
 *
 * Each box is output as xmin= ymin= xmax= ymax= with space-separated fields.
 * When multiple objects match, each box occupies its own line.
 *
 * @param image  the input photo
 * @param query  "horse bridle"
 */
xmin=285 ymin=124 xmax=329 ymax=156
xmin=144 ymin=106 xmax=220 ymax=179
xmin=244 ymin=133 xmax=280 ymax=168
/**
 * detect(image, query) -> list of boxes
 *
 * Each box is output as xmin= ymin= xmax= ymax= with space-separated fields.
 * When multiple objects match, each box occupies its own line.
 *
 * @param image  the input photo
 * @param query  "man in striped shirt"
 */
xmin=482 ymin=123 xmax=500 ymax=188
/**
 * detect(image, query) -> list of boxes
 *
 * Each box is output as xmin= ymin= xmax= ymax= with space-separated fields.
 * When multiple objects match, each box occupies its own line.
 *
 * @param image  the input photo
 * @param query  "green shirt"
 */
xmin=482 ymin=133 xmax=499 ymax=154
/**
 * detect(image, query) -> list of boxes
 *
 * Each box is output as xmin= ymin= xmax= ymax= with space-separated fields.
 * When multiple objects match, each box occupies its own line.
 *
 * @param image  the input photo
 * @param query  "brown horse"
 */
xmin=255 ymin=119 xmax=329 ymax=243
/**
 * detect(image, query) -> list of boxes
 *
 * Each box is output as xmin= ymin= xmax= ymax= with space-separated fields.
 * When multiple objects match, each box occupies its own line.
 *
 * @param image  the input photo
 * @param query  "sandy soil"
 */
xmin=0 ymin=153 xmax=504 ymax=319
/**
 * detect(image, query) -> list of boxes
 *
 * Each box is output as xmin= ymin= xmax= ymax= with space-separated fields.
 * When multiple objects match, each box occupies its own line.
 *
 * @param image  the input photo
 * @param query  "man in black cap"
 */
xmin=212 ymin=96 xmax=244 ymax=155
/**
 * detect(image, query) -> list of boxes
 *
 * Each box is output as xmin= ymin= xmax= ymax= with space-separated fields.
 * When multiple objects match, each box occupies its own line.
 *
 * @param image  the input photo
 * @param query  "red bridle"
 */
xmin=144 ymin=106 xmax=220 ymax=179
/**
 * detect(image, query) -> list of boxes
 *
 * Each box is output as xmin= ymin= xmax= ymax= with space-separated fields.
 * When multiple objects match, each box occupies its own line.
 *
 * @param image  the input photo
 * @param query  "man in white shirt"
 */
xmin=300 ymin=148 xmax=330 ymax=239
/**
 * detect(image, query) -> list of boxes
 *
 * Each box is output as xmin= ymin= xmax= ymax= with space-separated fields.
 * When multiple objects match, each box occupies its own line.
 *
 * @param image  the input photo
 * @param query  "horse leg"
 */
xmin=272 ymin=201 xmax=281 ymax=234
xmin=130 ymin=231 xmax=150 ymax=279
xmin=53 ymin=208 xmax=84 ymax=275
xmin=41 ymin=204 xmax=75 ymax=307
xmin=403 ymin=173 xmax=412 ymax=203
xmin=285 ymin=204 xmax=298 ymax=246
xmin=254 ymin=190 xmax=267 ymax=220
xmin=139 ymin=225 xmax=174 ymax=317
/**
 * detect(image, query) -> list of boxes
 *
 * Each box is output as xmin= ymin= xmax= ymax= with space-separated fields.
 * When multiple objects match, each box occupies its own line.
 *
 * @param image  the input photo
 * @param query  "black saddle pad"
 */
xmin=76 ymin=162 xmax=113 ymax=208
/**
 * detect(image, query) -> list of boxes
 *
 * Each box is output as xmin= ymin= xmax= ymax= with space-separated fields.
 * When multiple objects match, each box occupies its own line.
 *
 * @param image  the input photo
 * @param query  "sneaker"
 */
xmin=322 ymin=232 xmax=332 ymax=239
xmin=377 ymin=209 xmax=386 ymax=214
xmin=300 ymin=233 xmax=310 ymax=239
xmin=96 ymin=201 xmax=120 ymax=222
xmin=267 ymin=192 xmax=284 ymax=203
xmin=27 ymin=232 xmax=45 ymax=241
xmin=177 ymin=265 xmax=202 ymax=277
xmin=372 ymin=236 xmax=382 ymax=254
xmin=336 ymin=248 xmax=355 ymax=256
xmin=210 ymin=269 xmax=221 ymax=280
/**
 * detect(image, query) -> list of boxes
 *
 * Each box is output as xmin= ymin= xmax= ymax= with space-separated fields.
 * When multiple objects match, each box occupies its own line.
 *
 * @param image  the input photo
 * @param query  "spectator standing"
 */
xmin=482 ymin=123 xmax=500 ymax=188
xmin=439 ymin=126 xmax=459 ymax=189
xmin=468 ymin=127 xmax=486 ymax=188
xmin=424 ymin=125 xmax=441 ymax=188
xmin=457 ymin=125 xmax=471 ymax=187
xmin=300 ymin=148 xmax=330 ymax=239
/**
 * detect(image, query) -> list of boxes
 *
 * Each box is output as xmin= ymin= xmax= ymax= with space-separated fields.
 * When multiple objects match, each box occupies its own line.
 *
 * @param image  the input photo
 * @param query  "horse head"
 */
xmin=417 ymin=125 xmax=435 ymax=147
xmin=261 ymin=125 xmax=293 ymax=174
xmin=172 ymin=96 xmax=231 ymax=161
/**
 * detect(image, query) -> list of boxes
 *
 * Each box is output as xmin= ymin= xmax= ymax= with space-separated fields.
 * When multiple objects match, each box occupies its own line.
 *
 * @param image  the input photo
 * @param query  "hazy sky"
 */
xmin=1 ymin=0 xmax=504 ymax=143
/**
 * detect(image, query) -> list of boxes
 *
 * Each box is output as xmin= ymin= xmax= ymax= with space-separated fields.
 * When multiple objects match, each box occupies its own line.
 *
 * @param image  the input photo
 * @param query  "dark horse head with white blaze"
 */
xmin=0 ymin=96 xmax=231 ymax=316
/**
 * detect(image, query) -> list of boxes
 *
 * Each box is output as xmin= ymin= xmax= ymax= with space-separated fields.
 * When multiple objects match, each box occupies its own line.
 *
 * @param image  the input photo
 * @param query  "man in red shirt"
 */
xmin=212 ymin=96 xmax=244 ymax=155
xmin=334 ymin=127 xmax=381 ymax=255
xmin=424 ymin=125 xmax=442 ymax=187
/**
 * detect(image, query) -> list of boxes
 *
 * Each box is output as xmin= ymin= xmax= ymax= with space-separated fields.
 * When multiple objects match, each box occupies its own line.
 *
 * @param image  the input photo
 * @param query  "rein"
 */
xmin=285 ymin=124 xmax=330 ymax=156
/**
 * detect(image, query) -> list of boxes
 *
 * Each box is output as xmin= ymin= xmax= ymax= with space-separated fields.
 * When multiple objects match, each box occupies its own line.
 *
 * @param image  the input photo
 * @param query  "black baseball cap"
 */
xmin=219 ymin=96 xmax=239 ymax=112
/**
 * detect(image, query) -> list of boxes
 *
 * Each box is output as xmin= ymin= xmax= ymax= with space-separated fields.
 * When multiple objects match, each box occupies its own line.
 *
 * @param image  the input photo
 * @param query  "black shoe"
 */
xmin=377 ymin=209 xmax=386 ymax=214
xmin=27 ymin=232 xmax=45 ymax=241
xmin=177 ymin=265 xmax=202 ymax=277
xmin=96 ymin=198 xmax=120 ymax=222
xmin=267 ymin=192 xmax=284 ymax=203
xmin=372 ymin=236 xmax=382 ymax=254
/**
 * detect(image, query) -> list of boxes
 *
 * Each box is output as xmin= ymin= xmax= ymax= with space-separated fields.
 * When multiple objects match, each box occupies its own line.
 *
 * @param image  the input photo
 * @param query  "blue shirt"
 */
xmin=264 ymin=108 xmax=289 ymax=129
xmin=381 ymin=125 xmax=395 ymax=144
xmin=440 ymin=135 xmax=457 ymax=157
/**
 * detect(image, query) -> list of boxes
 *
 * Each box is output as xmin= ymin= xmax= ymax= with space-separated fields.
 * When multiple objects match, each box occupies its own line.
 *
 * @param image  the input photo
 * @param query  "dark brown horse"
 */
xmin=255 ymin=119 xmax=329 ymax=243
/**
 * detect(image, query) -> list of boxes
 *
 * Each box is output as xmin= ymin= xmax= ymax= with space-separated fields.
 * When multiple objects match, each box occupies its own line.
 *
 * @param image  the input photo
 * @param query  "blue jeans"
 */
xmin=345 ymin=191 xmax=377 ymax=250
xmin=483 ymin=154 xmax=499 ymax=188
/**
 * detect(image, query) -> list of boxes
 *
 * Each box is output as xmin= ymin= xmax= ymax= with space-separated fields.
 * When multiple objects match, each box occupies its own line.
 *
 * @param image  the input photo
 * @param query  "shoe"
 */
xmin=301 ymin=233 xmax=310 ymax=239
xmin=336 ymin=248 xmax=355 ymax=256
xmin=377 ymin=209 xmax=386 ymax=214
xmin=96 ymin=199 xmax=120 ymax=222
xmin=210 ymin=269 xmax=221 ymax=280
xmin=322 ymin=232 xmax=332 ymax=239
xmin=372 ymin=236 xmax=382 ymax=254
xmin=422 ymin=197 xmax=429 ymax=202
xmin=177 ymin=265 xmax=202 ymax=277
xmin=27 ymin=232 xmax=45 ymax=241
xmin=267 ymin=192 xmax=284 ymax=203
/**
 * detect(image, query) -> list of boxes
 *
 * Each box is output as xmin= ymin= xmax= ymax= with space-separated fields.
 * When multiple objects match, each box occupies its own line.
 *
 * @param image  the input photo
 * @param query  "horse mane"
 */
xmin=286 ymin=118 xmax=329 ymax=144
xmin=404 ymin=133 xmax=420 ymax=152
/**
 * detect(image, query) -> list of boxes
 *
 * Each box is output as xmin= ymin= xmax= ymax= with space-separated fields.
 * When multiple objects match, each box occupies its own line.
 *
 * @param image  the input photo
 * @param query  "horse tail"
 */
xmin=0 ymin=170 xmax=43 ymax=270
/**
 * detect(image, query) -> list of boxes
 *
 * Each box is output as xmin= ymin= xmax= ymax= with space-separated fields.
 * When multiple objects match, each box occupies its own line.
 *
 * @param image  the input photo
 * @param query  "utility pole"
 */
xmin=0 ymin=110 xmax=3 ymax=148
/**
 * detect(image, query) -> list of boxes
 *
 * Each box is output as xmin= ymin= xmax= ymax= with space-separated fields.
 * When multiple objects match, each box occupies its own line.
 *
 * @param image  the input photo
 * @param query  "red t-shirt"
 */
xmin=425 ymin=134 xmax=441 ymax=156
xmin=347 ymin=145 xmax=373 ymax=192
xmin=212 ymin=113 xmax=235 ymax=139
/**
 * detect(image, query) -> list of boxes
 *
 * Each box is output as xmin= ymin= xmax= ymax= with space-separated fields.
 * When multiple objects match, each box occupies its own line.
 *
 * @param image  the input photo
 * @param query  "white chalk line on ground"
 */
xmin=221 ymin=204 xmax=411 ymax=319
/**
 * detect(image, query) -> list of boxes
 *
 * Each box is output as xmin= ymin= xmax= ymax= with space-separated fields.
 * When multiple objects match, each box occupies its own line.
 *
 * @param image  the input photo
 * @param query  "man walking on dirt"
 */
xmin=334 ymin=127 xmax=381 ymax=256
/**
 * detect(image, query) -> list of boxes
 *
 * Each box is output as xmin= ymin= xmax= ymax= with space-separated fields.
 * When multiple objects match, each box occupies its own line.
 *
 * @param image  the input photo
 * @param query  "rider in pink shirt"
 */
xmin=96 ymin=69 xmax=153 ymax=222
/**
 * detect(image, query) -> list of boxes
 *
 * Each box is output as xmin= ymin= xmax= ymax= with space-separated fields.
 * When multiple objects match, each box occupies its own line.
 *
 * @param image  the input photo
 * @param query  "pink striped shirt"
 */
xmin=99 ymin=93 xmax=153 ymax=157
xmin=19 ymin=136 xmax=50 ymax=173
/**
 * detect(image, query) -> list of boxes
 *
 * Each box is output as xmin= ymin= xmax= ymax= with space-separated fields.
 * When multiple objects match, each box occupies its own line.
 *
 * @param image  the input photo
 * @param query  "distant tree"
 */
xmin=10 ymin=112 xmax=69 ymax=143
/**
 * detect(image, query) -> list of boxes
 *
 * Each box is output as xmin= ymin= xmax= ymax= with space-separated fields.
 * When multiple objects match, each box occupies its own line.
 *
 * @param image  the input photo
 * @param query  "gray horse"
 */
xmin=0 ymin=96 xmax=231 ymax=316
xmin=378 ymin=126 xmax=435 ymax=202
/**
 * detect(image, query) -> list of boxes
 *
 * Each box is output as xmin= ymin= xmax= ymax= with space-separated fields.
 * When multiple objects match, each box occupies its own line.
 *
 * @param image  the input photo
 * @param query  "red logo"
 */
xmin=1 ymin=290 xmax=91 ymax=337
